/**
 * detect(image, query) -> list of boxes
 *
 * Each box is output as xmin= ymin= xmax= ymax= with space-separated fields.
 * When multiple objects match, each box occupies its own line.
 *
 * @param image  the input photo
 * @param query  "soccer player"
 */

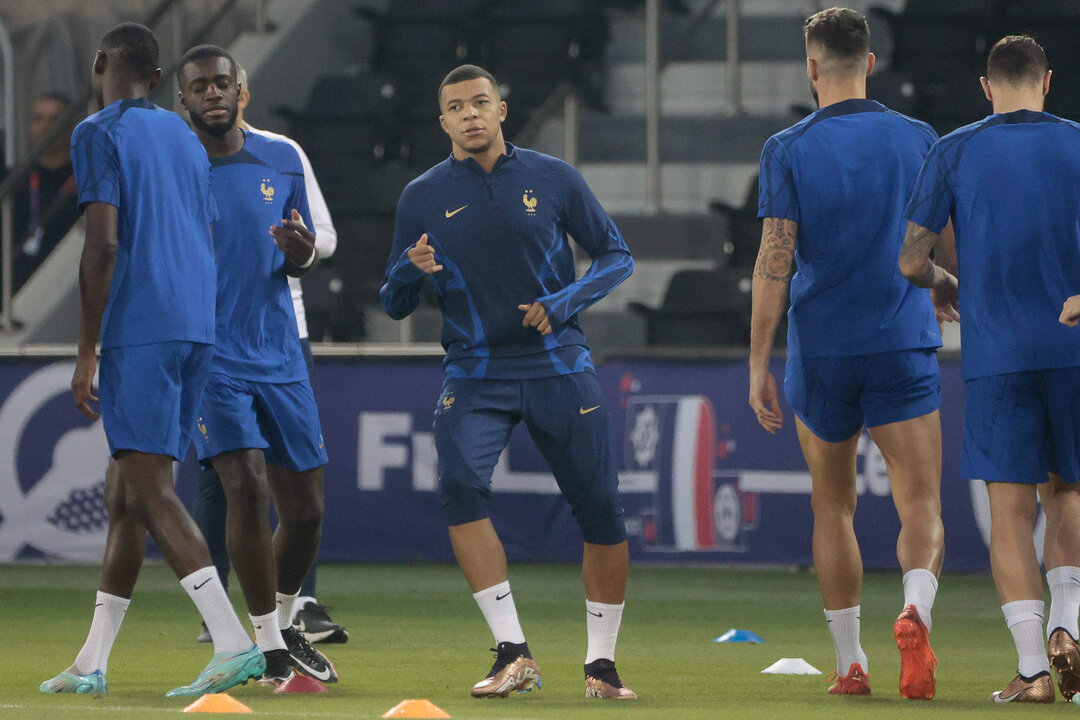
xmin=901 ymin=34 xmax=1080 ymax=704
xmin=40 ymin=23 xmax=263 ymax=698
xmin=177 ymin=45 xmax=336 ymax=686
xmin=749 ymin=8 xmax=946 ymax=699
xmin=190 ymin=63 xmax=348 ymax=646
xmin=381 ymin=64 xmax=636 ymax=700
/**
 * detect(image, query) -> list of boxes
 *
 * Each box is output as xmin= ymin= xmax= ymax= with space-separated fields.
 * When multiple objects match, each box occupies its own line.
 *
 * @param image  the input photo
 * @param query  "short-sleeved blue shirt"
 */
xmin=208 ymin=130 xmax=312 ymax=383
xmin=906 ymin=110 xmax=1080 ymax=380
xmin=758 ymin=98 xmax=941 ymax=357
xmin=70 ymin=98 xmax=216 ymax=349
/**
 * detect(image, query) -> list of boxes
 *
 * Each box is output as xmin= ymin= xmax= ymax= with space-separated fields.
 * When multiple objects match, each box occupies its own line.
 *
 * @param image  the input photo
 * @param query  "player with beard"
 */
xmin=40 ymin=23 xmax=263 ymax=698
xmin=749 ymin=7 xmax=949 ymax=698
xmin=175 ymin=44 xmax=336 ymax=687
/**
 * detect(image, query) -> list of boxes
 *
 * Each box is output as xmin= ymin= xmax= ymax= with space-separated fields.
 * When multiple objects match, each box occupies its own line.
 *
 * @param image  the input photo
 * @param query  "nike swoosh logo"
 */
xmin=496 ymin=592 xmax=511 ymax=601
xmin=580 ymin=405 xmax=600 ymax=415
xmin=290 ymin=653 xmax=333 ymax=682
xmin=94 ymin=603 xmax=103 ymax=608
xmin=445 ymin=205 xmax=468 ymax=218
xmin=193 ymin=579 xmax=211 ymax=590
xmin=588 ymin=611 xmax=604 ymax=618
xmin=254 ymin=625 xmax=262 ymax=630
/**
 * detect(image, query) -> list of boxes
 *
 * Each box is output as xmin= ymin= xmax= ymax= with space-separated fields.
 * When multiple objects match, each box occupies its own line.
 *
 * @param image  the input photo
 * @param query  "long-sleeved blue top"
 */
xmin=381 ymin=143 xmax=633 ymax=379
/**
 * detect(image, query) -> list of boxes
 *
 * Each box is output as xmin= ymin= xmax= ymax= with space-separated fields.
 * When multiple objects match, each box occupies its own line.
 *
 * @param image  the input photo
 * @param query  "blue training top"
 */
xmin=382 ymin=143 xmax=633 ymax=379
xmin=71 ymin=98 xmax=216 ymax=350
xmin=906 ymin=109 xmax=1080 ymax=380
xmin=208 ymin=130 xmax=312 ymax=383
xmin=758 ymin=98 xmax=941 ymax=358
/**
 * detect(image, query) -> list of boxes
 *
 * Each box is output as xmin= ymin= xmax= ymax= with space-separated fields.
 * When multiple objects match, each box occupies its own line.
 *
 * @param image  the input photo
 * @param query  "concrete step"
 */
xmin=580 ymin=161 xmax=759 ymax=213
xmin=606 ymin=60 xmax=811 ymax=115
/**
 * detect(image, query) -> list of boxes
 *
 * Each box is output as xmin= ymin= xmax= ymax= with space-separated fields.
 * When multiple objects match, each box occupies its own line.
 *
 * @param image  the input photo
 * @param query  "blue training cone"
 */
xmin=714 ymin=629 xmax=765 ymax=644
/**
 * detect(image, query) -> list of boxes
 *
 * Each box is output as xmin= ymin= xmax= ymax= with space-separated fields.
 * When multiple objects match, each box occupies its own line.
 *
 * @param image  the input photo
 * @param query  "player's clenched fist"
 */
xmin=1062 ymin=294 xmax=1080 ymax=327
xmin=518 ymin=301 xmax=552 ymax=335
xmin=408 ymin=233 xmax=443 ymax=274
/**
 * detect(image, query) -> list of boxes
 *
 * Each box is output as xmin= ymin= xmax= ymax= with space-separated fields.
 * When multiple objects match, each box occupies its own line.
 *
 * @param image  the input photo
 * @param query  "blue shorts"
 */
xmin=195 ymin=373 xmax=328 ymax=473
xmin=961 ymin=368 xmax=1080 ymax=484
xmin=99 ymin=341 xmax=212 ymax=461
xmin=785 ymin=349 xmax=941 ymax=443
xmin=433 ymin=372 xmax=626 ymax=545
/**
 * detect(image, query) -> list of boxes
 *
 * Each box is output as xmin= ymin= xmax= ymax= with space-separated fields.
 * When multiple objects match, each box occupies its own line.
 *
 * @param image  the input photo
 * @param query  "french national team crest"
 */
xmin=522 ymin=190 xmax=537 ymax=214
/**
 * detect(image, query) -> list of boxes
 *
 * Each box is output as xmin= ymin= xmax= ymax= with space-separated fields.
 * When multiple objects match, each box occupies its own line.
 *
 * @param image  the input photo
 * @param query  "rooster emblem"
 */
xmin=522 ymin=190 xmax=537 ymax=214
xmin=260 ymin=179 xmax=275 ymax=204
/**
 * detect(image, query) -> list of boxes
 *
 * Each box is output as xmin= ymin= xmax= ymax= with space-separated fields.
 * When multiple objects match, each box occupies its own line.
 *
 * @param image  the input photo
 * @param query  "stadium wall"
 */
xmin=0 ymin=356 xmax=1002 ymax=572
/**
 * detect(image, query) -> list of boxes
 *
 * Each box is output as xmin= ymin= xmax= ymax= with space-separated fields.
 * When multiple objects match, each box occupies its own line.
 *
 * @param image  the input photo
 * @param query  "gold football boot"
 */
xmin=470 ymin=642 xmax=541 ymax=698
xmin=990 ymin=672 xmax=1055 ymax=703
xmin=584 ymin=658 xmax=637 ymax=699
xmin=1049 ymin=628 xmax=1080 ymax=700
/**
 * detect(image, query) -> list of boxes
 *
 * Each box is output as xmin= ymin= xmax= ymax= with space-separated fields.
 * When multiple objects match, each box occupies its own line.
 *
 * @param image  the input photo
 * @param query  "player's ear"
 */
xmin=498 ymin=100 xmax=507 ymax=123
xmin=93 ymin=50 xmax=107 ymax=77
xmin=148 ymin=67 xmax=163 ymax=92
xmin=979 ymin=76 xmax=993 ymax=103
xmin=439 ymin=113 xmax=450 ymax=136
xmin=806 ymin=56 xmax=819 ymax=83
xmin=1043 ymin=69 xmax=1052 ymax=97
xmin=865 ymin=52 xmax=875 ymax=77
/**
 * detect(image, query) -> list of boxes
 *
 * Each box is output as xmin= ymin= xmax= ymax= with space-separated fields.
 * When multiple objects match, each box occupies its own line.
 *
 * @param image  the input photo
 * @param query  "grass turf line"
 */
xmin=3 ymin=563 xmax=1073 ymax=718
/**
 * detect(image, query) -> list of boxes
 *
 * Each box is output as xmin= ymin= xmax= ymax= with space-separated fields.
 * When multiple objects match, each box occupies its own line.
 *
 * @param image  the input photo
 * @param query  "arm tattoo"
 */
xmin=754 ymin=218 xmax=797 ymax=283
xmin=899 ymin=221 xmax=940 ymax=288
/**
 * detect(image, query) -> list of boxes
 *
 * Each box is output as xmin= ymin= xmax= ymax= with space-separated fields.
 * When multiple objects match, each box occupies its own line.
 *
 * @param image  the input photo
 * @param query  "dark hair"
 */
xmin=100 ymin=22 xmax=160 ymax=80
xmin=438 ymin=64 xmax=499 ymax=106
xmin=803 ymin=7 xmax=870 ymax=62
xmin=176 ymin=44 xmax=237 ymax=86
xmin=987 ymin=35 xmax=1048 ymax=85
xmin=36 ymin=91 xmax=71 ymax=108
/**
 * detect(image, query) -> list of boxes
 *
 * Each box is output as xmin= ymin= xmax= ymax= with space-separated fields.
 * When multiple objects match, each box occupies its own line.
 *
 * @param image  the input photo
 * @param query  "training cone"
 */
xmin=714 ymin=628 xmax=765 ymax=644
xmin=273 ymin=674 xmax=329 ymax=694
xmin=182 ymin=693 xmax=253 ymax=713
xmin=382 ymin=699 xmax=451 ymax=718
xmin=761 ymin=658 xmax=822 ymax=675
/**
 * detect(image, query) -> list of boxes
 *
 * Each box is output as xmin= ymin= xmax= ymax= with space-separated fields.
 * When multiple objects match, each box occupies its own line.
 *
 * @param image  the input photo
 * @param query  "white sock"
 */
xmin=473 ymin=580 xmax=526 ymax=645
xmin=902 ymin=568 xmax=939 ymax=632
xmin=72 ymin=591 xmax=130 ymax=675
xmin=585 ymin=600 xmax=624 ymax=664
xmin=824 ymin=605 xmax=868 ymax=675
xmin=250 ymin=610 xmax=287 ymax=652
xmin=293 ymin=595 xmax=317 ymax=624
xmin=277 ymin=591 xmax=299 ymax=631
xmin=180 ymin=567 xmax=251 ymax=654
xmin=1003 ymin=600 xmax=1050 ymax=678
xmin=1047 ymin=566 xmax=1080 ymax=640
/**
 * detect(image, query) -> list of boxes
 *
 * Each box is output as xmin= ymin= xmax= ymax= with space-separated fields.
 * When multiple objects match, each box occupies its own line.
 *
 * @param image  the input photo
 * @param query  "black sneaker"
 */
xmin=256 ymin=649 xmax=295 ymax=689
xmin=584 ymin=658 xmax=637 ymax=699
xmin=471 ymin=641 xmax=541 ymax=698
xmin=282 ymin=626 xmax=338 ymax=683
xmin=294 ymin=601 xmax=349 ymax=644
xmin=195 ymin=621 xmax=212 ymax=644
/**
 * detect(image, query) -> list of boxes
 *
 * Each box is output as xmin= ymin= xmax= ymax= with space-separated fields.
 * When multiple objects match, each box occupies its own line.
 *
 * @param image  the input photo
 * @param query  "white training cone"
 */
xmin=761 ymin=658 xmax=822 ymax=675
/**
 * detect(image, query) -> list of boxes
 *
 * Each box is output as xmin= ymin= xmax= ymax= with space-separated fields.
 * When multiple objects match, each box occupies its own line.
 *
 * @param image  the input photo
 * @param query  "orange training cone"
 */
xmin=182 ymin=693 xmax=253 ymax=713
xmin=273 ymin=674 xmax=329 ymax=694
xmin=382 ymin=698 xmax=451 ymax=718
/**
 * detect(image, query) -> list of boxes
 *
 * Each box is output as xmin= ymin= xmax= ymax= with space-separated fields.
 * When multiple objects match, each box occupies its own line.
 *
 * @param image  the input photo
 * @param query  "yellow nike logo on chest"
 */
xmin=580 ymin=405 xmax=601 ymax=415
xmin=445 ymin=205 xmax=468 ymax=218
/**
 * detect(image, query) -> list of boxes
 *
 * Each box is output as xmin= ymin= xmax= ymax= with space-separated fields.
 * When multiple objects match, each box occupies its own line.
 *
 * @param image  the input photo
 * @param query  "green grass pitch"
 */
xmin=3 ymin=562 xmax=1076 ymax=718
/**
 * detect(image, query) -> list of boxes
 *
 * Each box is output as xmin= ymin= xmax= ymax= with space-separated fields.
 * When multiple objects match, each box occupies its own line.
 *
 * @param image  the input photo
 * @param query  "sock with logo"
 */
xmin=181 ymin=566 xmax=251 ymax=654
xmin=1047 ymin=566 xmax=1080 ymax=640
xmin=72 ymin=591 xmax=130 ymax=675
xmin=250 ymin=610 xmax=287 ymax=652
xmin=473 ymin=580 xmax=526 ymax=645
xmin=824 ymin=605 xmax=868 ymax=676
xmin=277 ymin=591 xmax=299 ymax=631
xmin=902 ymin=568 xmax=939 ymax=632
xmin=1003 ymin=599 xmax=1050 ymax=678
xmin=585 ymin=600 xmax=625 ymax=664
xmin=293 ymin=595 xmax=317 ymax=624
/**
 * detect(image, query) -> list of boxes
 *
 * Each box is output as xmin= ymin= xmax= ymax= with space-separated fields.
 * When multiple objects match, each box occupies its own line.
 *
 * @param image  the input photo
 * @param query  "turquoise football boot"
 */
xmin=40 ymin=668 xmax=107 ymax=697
xmin=166 ymin=644 xmax=265 ymax=698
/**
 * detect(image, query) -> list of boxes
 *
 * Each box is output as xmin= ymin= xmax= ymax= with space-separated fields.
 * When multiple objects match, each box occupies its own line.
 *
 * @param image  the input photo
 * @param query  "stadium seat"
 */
xmin=629 ymin=266 xmax=753 ymax=347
